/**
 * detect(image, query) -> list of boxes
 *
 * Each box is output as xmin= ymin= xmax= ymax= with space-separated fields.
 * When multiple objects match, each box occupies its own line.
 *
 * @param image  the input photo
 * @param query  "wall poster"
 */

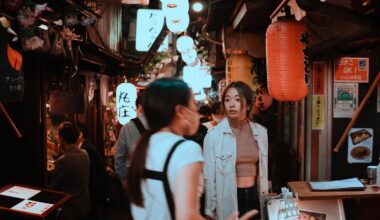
xmin=334 ymin=57 xmax=369 ymax=82
xmin=333 ymin=83 xmax=358 ymax=118
xmin=348 ymin=128 xmax=373 ymax=163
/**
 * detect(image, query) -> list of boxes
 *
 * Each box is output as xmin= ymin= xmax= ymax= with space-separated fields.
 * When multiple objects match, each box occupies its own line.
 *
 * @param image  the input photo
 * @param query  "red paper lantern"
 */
xmin=266 ymin=18 xmax=308 ymax=101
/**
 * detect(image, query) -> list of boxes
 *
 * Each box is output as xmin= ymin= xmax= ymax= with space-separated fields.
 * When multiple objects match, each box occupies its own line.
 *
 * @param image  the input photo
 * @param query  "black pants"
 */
xmin=237 ymin=186 xmax=260 ymax=220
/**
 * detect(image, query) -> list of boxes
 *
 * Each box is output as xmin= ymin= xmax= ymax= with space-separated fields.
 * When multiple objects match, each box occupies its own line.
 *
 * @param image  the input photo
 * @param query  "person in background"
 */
xmin=203 ymin=81 xmax=269 ymax=220
xmin=114 ymin=92 xmax=149 ymax=189
xmin=198 ymin=104 xmax=212 ymax=123
xmin=49 ymin=121 xmax=90 ymax=220
xmin=203 ymin=101 xmax=223 ymax=129
xmin=76 ymin=123 xmax=107 ymax=220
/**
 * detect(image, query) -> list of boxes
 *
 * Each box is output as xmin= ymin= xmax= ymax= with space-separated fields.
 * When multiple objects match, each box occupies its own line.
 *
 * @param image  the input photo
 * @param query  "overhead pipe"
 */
xmin=296 ymin=0 xmax=380 ymax=28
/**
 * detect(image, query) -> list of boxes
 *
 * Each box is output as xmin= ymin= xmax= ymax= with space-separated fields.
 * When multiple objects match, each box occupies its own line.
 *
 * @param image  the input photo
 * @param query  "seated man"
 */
xmin=49 ymin=121 xmax=90 ymax=220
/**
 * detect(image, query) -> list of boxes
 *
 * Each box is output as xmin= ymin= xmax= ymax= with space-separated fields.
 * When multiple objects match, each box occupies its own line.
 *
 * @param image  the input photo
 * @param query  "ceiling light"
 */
xmin=192 ymin=2 xmax=203 ymax=12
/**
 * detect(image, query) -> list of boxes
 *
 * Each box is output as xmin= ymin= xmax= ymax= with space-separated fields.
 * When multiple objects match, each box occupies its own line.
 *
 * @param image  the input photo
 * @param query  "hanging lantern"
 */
xmin=181 ymin=49 xmax=197 ymax=65
xmin=161 ymin=0 xmax=189 ymax=17
xmin=166 ymin=13 xmax=189 ymax=34
xmin=266 ymin=18 xmax=308 ymax=101
xmin=176 ymin=35 xmax=194 ymax=54
xmin=116 ymin=82 xmax=137 ymax=125
xmin=225 ymin=50 xmax=258 ymax=91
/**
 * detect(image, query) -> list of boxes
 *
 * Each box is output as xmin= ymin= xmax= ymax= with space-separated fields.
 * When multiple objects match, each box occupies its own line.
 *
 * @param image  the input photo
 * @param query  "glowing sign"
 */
xmin=116 ymin=82 xmax=137 ymax=125
xmin=136 ymin=9 xmax=164 ymax=52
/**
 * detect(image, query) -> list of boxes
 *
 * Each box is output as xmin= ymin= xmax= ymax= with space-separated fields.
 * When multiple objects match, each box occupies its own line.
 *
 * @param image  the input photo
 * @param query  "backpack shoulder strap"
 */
xmin=131 ymin=117 xmax=147 ymax=134
xmin=144 ymin=139 xmax=185 ymax=220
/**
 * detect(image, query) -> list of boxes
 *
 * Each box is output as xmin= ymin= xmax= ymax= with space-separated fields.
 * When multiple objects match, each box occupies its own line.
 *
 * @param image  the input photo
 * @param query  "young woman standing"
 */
xmin=204 ymin=81 xmax=269 ymax=220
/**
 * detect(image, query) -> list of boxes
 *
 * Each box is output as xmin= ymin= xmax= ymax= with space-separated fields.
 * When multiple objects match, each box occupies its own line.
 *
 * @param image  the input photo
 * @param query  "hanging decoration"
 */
xmin=161 ymin=0 xmax=189 ymax=16
xmin=266 ymin=15 xmax=308 ymax=101
xmin=116 ymin=82 xmax=137 ymax=125
xmin=176 ymin=35 xmax=194 ymax=54
xmin=162 ymin=0 xmax=190 ymax=34
xmin=181 ymin=48 xmax=197 ymax=66
xmin=226 ymin=50 xmax=258 ymax=91
xmin=0 ymin=26 xmax=24 ymax=102
xmin=165 ymin=12 xmax=189 ymax=34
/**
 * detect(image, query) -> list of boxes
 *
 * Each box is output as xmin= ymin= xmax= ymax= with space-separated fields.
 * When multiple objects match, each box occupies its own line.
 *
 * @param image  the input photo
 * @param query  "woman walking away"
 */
xmin=127 ymin=78 xmax=258 ymax=220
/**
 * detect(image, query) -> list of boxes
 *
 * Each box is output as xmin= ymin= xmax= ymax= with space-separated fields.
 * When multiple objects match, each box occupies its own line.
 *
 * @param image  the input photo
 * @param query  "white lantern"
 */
xmin=166 ymin=13 xmax=189 ymax=34
xmin=116 ymin=82 xmax=137 ymax=125
xmin=181 ymin=49 xmax=197 ymax=65
xmin=200 ymin=65 xmax=212 ymax=88
xmin=176 ymin=35 xmax=194 ymax=53
xmin=161 ymin=0 xmax=189 ymax=17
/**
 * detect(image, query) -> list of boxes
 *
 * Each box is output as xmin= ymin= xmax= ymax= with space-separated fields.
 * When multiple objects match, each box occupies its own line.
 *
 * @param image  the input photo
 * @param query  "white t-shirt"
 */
xmin=131 ymin=132 xmax=204 ymax=220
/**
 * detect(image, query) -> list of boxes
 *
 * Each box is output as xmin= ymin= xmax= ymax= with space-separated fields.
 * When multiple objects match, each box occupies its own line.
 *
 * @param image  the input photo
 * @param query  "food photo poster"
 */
xmin=347 ymin=128 xmax=373 ymax=163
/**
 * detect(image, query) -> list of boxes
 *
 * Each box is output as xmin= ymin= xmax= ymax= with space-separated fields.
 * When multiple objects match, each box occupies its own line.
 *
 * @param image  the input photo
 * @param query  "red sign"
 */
xmin=313 ymin=62 xmax=325 ymax=95
xmin=334 ymin=57 xmax=369 ymax=82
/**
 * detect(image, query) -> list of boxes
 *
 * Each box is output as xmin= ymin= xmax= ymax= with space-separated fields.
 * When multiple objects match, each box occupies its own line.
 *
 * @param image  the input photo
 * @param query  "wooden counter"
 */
xmin=288 ymin=181 xmax=380 ymax=200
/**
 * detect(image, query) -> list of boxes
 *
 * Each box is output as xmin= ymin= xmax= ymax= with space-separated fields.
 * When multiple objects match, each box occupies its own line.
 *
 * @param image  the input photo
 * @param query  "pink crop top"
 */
xmin=232 ymin=123 xmax=259 ymax=177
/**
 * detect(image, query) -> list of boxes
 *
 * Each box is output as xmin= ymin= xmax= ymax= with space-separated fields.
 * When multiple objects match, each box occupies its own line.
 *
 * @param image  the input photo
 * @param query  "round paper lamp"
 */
xmin=162 ymin=0 xmax=189 ymax=17
xmin=181 ymin=49 xmax=197 ymax=65
xmin=166 ymin=13 xmax=189 ymax=34
xmin=177 ymin=35 xmax=194 ymax=54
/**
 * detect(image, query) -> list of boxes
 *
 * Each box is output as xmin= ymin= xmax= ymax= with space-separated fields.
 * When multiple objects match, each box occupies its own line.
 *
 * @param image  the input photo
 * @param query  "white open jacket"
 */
xmin=203 ymin=118 xmax=269 ymax=220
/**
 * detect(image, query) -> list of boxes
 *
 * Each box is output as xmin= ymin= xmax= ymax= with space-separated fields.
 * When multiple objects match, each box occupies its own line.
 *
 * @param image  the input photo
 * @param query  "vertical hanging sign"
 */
xmin=312 ymin=95 xmax=324 ymax=130
xmin=313 ymin=62 xmax=325 ymax=95
xmin=116 ymin=82 xmax=137 ymax=125
xmin=312 ymin=62 xmax=325 ymax=130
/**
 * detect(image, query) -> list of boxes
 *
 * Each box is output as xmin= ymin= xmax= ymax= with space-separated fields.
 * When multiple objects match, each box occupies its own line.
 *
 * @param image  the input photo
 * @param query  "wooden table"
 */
xmin=0 ymin=184 xmax=72 ymax=220
xmin=288 ymin=181 xmax=380 ymax=200
xmin=287 ymin=181 xmax=380 ymax=220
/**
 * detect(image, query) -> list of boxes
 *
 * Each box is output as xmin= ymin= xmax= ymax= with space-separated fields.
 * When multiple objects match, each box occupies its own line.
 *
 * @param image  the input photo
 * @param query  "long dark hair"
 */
xmin=221 ymin=81 xmax=254 ymax=117
xmin=127 ymin=78 xmax=192 ymax=207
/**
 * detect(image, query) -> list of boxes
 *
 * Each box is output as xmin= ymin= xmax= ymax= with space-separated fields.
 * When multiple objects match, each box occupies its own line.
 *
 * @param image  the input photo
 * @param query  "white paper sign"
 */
xmin=0 ymin=186 xmax=40 ymax=200
xmin=116 ymin=82 xmax=137 ymax=125
xmin=347 ymin=128 xmax=373 ymax=163
xmin=136 ymin=9 xmax=164 ymax=51
xmin=11 ymin=200 xmax=53 ymax=214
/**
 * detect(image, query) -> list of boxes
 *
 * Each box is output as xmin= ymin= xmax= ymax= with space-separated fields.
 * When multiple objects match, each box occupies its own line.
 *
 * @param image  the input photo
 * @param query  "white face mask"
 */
xmin=212 ymin=114 xmax=223 ymax=123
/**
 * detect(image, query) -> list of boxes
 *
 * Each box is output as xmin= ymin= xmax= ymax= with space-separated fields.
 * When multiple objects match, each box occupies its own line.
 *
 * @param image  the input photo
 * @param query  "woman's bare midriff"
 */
xmin=236 ymin=175 xmax=256 ymax=188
